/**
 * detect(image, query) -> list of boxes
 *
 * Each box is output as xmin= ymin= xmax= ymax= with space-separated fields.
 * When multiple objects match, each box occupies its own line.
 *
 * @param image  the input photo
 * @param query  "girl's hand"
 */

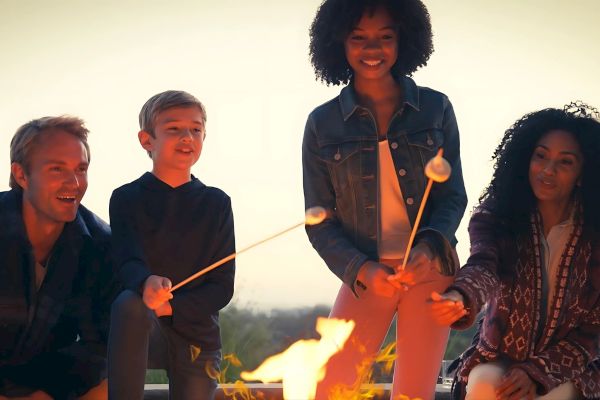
xmin=356 ymin=261 xmax=397 ymax=298
xmin=430 ymin=290 xmax=467 ymax=325
xmin=387 ymin=242 xmax=435 ymax=289
xmin=496 ymin=368 xmax=536 ymax=400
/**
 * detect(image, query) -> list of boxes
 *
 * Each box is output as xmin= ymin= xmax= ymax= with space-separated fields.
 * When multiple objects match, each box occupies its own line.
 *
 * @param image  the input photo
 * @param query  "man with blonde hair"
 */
xmin=0 ymin=116 xmax=116 ymax=399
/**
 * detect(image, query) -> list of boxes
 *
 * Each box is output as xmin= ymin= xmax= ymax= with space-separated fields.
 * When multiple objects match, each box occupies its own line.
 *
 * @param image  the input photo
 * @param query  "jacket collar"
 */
xmin=339 ymin=75 xmax=421 ymax=121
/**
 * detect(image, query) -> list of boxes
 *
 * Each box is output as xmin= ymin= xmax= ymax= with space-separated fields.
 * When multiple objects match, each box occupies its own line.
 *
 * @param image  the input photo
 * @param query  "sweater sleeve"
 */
xmin=448 ymin=208 xmax=503 ymax=329
xmin=170 ymin=196 xmax=235 ymax=324
xmin=109 ymin=189 xmax=151 ymax=293
xmin=513 ymin=306 xmax=600 ymax=393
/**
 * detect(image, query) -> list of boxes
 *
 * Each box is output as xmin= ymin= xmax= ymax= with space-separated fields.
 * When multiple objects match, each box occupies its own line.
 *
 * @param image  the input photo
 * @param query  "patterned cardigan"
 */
xmin=449 ymin=205 xmax=600 ymax=398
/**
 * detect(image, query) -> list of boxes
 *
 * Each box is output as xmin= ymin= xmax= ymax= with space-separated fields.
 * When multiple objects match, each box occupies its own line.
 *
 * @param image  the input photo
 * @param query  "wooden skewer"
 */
xmin=169 ymin=207 xmax=327 ymax=293
xmin=398 ymin=148 xmax=444 ymax=271
xmin=170 ymin=221 xmax=304 ymax=292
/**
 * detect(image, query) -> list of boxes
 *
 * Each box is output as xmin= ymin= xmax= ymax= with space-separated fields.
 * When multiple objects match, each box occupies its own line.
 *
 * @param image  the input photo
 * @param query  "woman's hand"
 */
xmin=356 ymin=261 xmax=397 ymax=298
xmin=430 ymin=290 xmax=467 ymax=325
xmin=496 ymin=368 xmax=536 ymax=400
xmin=387 ymin=242 xmax=436 ymax=289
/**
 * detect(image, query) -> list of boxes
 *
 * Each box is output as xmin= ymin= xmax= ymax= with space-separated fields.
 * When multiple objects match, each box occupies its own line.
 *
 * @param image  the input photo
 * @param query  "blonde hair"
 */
xmin=9 ymin=116 xmax=90 ymax=190
xmin=139 ymin=90 xmax=206 ymax=136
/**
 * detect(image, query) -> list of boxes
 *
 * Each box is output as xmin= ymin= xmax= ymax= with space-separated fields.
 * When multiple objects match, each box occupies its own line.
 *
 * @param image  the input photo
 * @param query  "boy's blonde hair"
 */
xmin=9 ymin=116 xmax=90 ymax=190
xmin=139 ymin=90 xmax=207 ymax=137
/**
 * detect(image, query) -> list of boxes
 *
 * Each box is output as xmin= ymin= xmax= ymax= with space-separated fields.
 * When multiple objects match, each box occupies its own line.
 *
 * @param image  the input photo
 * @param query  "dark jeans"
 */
xmin=0 ymin=347 xmax=105 ymax=399
xmin=108 ymin=290 xmax=219 ymax=400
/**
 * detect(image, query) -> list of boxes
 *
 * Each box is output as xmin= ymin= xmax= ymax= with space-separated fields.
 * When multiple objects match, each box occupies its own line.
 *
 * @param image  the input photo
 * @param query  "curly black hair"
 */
xmin=309 ymin=0 xmax=433 ymax=86
xmin=481 ymin=102 xmax=600 ymax=234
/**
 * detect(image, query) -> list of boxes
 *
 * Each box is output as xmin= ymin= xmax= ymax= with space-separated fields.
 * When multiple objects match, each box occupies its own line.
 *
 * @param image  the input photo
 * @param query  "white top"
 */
xmin=377 ymin=140 xmax=411 ymax=260
xmin=540 ymin=214 xmax=575 ymax=316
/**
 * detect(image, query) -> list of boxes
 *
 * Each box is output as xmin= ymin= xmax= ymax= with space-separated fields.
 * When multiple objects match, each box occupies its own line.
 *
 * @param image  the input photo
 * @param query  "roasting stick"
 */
xmin=397 ymin=148 xmax=452 ymax=271
xmin=170 ymin=206 xmax=328 ymax=292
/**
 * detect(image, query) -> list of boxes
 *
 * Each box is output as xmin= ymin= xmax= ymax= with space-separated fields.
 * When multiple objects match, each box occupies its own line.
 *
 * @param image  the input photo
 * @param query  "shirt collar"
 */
xmin=339 ymin=75 xmax=421 ymax=121
xmin=140 ymin=171 xmax=205 ymax=192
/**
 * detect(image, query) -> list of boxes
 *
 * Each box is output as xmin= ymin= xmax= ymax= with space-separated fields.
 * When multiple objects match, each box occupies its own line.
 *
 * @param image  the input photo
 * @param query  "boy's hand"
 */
xmin=387 ymin=242 xmax=435 ymax=288
xmin=143 ymin=275 xmax=173 ymax=310
xmin=356 ymin=261 xmax=398 ymax=298
xmin=154 ymin=301 xmax=173 ymax=317
xmin=496 ymin=368 xmax=536 ymax=400
xmin=430 ymin=290 xmax=467 ymax=325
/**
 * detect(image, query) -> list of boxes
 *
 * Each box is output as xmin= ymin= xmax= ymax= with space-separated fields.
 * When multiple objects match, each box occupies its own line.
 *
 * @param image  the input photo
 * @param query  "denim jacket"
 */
xmin=302 ymin=76 xmax=467 ymax=293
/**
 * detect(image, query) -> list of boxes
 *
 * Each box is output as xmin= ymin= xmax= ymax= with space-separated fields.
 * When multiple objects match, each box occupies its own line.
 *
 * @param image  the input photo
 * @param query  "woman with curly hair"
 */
xmin=302 ymin=0 xmax=467 ymax=398
xmin=431 ymin=103 xmax=600 ymax=400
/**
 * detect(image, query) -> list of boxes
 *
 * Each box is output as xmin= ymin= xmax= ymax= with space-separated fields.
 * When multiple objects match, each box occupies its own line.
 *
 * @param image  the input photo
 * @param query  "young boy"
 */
xmin=108 ymin=91 xmax=235 ymax=400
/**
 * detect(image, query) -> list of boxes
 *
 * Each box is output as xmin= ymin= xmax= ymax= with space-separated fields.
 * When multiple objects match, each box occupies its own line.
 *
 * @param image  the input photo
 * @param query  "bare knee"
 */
xmin=465 ymin=362 xmax=505 ymax=400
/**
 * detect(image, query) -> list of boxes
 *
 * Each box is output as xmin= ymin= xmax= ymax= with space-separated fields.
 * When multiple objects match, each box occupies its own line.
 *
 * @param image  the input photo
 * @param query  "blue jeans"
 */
xmin=108 ymin=290 xmax=219 ymax=400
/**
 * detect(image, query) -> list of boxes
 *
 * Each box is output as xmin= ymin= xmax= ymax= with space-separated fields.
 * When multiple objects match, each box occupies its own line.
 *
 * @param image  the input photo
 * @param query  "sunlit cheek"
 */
xmin=529 ymin=158 xmax=546 ymax=174
xmin=528 ymin=162 xmax=538 ymax=178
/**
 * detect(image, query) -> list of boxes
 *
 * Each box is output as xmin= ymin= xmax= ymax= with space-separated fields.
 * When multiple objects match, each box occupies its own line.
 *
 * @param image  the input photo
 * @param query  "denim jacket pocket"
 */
xmin=317 ymin=141 xmax=361 ymax=194
xmin=406 ymin=129 xmax=444 ymax=167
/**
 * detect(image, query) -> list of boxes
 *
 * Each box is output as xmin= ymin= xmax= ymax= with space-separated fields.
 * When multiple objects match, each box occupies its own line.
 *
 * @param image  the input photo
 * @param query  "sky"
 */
xmin=1 ymin=0 xmax=599 ymax=310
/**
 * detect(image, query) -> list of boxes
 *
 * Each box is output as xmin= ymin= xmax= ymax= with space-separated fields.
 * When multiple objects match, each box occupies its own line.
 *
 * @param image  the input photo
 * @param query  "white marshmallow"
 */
xmin=425 ymin=152 xmax=451 ymax=183
xmin=305 ymin=206 xmax=327 ymax=225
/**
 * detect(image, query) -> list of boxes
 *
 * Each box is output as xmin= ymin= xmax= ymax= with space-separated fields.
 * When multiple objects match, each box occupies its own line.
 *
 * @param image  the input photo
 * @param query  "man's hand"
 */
xmin=356 ymin=261 xmax=398 ymax=298
xmin=430 ymin=290 xmax=467 ymax=325
xmin=496 ymin=368 xmax=536 ymax=400
xmin=143 ymin=275 xmax=173 ymax=310
xmin=387 ymin=242 xmax=436 ymax=289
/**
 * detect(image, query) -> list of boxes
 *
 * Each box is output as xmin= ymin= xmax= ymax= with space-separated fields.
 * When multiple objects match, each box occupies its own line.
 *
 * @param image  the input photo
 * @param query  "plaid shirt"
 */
xmin=0 ymin=189 xmax=116 ymax=366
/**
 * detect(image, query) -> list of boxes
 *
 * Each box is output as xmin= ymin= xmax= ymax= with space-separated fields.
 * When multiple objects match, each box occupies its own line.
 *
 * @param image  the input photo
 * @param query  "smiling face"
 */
xmin=139 ymin=106 xmax=205 ymax=180
xmin=529 ymin=129 xmax=583 ymax=209
xmin=12 ymin=130 xmax=89 ymax=226
xmin=344 ymin=6 xmax=398 ymax=83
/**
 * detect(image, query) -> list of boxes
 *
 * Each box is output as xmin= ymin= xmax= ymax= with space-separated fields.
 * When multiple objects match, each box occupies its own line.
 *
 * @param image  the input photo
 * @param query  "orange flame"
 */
xmin=328 ymin=341 xmax=422 ymax=400
xmin=240 ymin=317 xmax=355 ymax=400
xmin=206 ymin=353 xmax=262 ymax=400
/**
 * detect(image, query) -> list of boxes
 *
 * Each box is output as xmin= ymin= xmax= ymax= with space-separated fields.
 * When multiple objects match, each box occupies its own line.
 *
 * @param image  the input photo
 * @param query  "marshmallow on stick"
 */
xmin=170 ymin=206 xmax=327 ymax=292
xmin=394 ymin=148 xmax=451 ymax=273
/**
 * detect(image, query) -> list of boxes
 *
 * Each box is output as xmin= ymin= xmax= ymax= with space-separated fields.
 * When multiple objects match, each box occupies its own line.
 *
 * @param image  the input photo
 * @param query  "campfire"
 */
xmin=241 ymin=317 xmax=354 ymax=400
xmin=207 ymin=317 xmax=421 ymax=400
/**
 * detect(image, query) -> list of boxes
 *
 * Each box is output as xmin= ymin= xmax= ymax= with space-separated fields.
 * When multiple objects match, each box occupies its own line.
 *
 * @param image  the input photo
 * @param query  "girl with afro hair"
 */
xmin=302 ymin=0 xmax=467 ymax=398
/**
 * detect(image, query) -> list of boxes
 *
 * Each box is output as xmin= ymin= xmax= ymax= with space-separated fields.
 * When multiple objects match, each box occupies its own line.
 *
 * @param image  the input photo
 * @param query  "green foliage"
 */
xmin=445 ymin=323 xmax=478 ymax=360
xmin=144 ymin=304 xmax=479 ymax=384
xmin=145 ymin=369 xmax=168 ymax=384
xmin=219 ymin=304 xmax=331 ymax=382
